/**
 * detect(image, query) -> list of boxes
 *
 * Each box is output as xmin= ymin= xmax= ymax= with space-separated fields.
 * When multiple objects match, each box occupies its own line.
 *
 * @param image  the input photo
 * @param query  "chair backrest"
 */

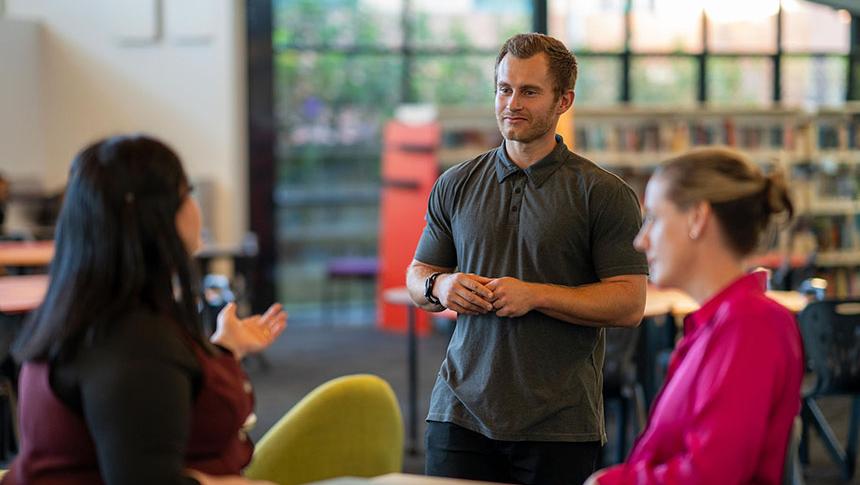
xmin=244 ymin=374 xmax=404 ymax=485
xmin=797 ymin=300 xmax=860 ymax=395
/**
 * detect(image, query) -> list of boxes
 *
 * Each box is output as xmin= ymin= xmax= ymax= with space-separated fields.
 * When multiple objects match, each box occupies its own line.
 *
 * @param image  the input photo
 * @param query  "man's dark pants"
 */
xmin=425 ymin=421 xmax=601 ymax=485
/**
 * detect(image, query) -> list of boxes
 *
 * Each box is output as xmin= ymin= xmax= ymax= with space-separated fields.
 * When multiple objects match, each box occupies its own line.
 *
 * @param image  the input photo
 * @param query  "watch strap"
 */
xmin=424 ymin=272 xmax=443 ymax=305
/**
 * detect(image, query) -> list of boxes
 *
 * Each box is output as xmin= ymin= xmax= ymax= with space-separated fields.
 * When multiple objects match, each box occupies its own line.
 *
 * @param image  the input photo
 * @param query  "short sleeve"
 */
xmin=590 ymin=182 xmax=649 ymax=279
xmin=414 ymin=175 xmax=458 ymax=268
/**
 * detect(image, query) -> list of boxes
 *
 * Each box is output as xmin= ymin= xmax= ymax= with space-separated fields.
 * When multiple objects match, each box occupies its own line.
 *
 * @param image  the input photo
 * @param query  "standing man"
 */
xmin=406 ymin=33 xmax=648 ymax=485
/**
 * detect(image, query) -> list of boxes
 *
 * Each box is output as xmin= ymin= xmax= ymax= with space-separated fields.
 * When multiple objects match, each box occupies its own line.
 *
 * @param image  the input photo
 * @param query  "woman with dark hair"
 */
xmin=588 ymin=147 xmax=803 ymax=485
xmin=3 ymin=135 xmax=285 ymax=485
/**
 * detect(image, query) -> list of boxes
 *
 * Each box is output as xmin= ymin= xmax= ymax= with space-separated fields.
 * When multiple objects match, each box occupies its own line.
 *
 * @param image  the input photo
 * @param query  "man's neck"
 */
xmin=504 ymin=132 xmax=558 ymax=169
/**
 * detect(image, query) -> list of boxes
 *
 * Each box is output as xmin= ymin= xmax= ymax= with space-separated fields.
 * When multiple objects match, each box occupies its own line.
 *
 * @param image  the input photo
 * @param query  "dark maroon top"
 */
xmin=2 ymin=310 xmax=254 ymax=485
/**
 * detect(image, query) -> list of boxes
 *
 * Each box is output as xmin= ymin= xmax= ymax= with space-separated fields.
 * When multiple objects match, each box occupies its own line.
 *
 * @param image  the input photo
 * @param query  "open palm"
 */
xmin=211 ymin=302 xmax=287 ymax=359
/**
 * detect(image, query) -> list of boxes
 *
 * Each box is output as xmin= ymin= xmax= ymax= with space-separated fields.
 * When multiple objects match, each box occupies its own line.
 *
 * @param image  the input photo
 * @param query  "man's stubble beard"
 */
xmin=496 ymin=107 xmax=557 ymax=144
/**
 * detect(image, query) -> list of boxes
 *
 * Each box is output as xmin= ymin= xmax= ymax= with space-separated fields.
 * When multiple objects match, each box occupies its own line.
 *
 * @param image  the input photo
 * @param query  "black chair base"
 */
xmin=799 ymin=395 xmax=860 ymax=481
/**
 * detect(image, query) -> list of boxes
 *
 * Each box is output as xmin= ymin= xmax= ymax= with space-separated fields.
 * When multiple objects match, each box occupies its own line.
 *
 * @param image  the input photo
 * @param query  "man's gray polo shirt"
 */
xmin=414 ymin=136 xmax=648 ymax=443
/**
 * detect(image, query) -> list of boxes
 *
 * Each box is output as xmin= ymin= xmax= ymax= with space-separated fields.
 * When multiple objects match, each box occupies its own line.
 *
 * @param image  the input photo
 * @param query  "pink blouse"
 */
xmin=598 ymin=273 xmax=803 ymax=485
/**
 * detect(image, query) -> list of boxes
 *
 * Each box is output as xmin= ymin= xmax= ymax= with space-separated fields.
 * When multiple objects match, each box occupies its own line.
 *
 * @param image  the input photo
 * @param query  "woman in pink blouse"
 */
xmin=588 ymin=147 xmax=804 ymax=485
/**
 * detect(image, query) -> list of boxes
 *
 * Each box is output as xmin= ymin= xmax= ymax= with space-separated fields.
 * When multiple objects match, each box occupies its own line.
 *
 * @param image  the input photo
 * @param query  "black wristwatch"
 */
xmin=424 ymin=272 xmax=443 ymax=305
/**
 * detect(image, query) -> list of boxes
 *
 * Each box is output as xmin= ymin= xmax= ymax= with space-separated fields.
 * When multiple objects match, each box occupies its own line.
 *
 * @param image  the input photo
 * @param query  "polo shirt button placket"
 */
xmin=509 ymin=178 xmax=524 ymax=225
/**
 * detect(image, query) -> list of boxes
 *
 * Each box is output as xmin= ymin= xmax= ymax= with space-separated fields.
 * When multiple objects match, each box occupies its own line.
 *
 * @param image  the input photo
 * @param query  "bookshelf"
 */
xmin=574 ymin=106 xmax=860 ymax=297
xmin=796 ymin=105 xmax=860 ymax=296
xmin=436 ymin=107 xmax=503 ymax=169
xmin=422 ymin=105 xmax=860 ymax=297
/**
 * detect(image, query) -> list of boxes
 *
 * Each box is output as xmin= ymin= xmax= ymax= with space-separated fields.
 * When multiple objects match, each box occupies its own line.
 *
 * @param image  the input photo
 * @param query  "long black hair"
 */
xmin=13 ymin=134 xmax=206 ymax=362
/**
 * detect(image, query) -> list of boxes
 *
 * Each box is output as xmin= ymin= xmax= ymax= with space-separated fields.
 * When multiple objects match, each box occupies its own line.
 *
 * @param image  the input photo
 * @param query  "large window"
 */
xmin=630 ymin=0 xmax=703 ymax=52
xmin=708 ymin=57 xmax=773 ymax=106
xmin=548 ymin=0 xmax=853 ymax=107
xmin=575 ymin=57 xmax=623 ymax=107
xmin=550 ymin=0 xmax=625 ymax=52
xmin=706 ymin=0 xmax=779 ymax=52
xmin=259 ymin=0 xmax=856 ymax=322
xmin=271 ymin=0 xmax=531 ymax=319
xmin=630 ymin=57 xmax=698 ymax=106
xmin=783 ymin=56 xmax=849 ymax=108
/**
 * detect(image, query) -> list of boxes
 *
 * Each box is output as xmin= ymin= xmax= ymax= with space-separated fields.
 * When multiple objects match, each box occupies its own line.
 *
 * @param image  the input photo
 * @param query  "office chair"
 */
xmin=602 ymin=326 xmax=646 ymax=465
xmin=797 ymin=300 xmax=860 ymax=480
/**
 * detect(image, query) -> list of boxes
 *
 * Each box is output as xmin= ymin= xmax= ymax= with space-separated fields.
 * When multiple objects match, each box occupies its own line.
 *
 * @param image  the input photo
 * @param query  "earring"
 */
xmin=689 ymin=230 xmax=699 ymax=240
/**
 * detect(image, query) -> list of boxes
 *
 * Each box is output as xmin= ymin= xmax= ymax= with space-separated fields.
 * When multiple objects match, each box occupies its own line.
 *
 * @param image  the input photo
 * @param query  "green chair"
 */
xmin=245 ymin=374 xmax=404 ymax=485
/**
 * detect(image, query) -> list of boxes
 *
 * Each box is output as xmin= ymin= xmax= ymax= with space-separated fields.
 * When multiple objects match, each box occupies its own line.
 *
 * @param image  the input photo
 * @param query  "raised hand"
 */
xmin=211 ymin=302 xmax=287 ymax=359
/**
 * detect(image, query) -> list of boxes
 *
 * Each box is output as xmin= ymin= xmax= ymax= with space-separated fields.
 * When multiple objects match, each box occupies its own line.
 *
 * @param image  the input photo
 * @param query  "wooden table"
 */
xmin=0 ymin=241 xmax=54 ymax=268
xmin=645 ymin=285 xmax=808 ymax=321
xmin=0 ymin=274 xmax=49 ymax=314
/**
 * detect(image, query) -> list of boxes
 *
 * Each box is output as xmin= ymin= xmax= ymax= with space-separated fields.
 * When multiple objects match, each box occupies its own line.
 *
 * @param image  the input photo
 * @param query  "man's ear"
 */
xmin=557 ymin=90 xmax=574 ymax=115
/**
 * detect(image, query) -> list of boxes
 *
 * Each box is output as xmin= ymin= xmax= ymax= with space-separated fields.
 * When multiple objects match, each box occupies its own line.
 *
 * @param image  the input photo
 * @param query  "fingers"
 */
xmin=469 ymin=274 xmax=495 ymax=285
xmin=230 ymin=303 xmax=287 ymax=344
xmin=438 ymin=274 xmax=531 ymax=318
xmin=462 ymin=276 xmax=495 ymax=301
xmin=494 ymin=306 xmax=516 ymax=318
xmin=224 ymin=302 xmax=237 ymax=316
xmin=256 ymin=303 xmax=287 ymax=339
xmin=453 ymin=285 xmax=493 ymax=313
xmin=255 ymin=304 xmax=286 ymax=326
xmin=452 ymin=274 xmax=495 ymax=308
xmin=492 ymin=299 xmax=528 ymax=318
xmin=268 ymin=311 xmax=287 ymax=339
xmin=217 ymin=302 xmax=238 ymax=324
xmin=447 ymin=294 xmax=489 ymax=315
xmin=261 ymin=303 xmax=282 ymax=321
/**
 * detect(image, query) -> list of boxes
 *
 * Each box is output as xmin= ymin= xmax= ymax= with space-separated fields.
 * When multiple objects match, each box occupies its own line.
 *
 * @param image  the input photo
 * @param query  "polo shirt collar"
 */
xmin=683 ymin=272 xmax=765 ymax=336
xmin=495 ymin=135 xmax=567 ymax=188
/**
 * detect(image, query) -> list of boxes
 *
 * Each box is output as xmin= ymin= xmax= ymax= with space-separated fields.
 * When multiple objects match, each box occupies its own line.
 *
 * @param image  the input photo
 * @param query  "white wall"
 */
xmin=1 ymin=0 xmax=247 ymax=244
xmin=0 ymin=18 xmax=45 ymax=181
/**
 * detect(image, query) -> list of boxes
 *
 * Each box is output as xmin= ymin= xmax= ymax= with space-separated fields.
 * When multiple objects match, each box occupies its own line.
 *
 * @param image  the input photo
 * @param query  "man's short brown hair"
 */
xmin=495 ymin=33 xmax=578 ymax=100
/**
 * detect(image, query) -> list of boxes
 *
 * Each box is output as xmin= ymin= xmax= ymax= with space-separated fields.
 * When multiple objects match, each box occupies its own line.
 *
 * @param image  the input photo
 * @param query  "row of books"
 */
xmin=816 ymin=118 xmax=860 ymax=151
xmin=442 ymin=128 xmax=501 ymax=149
xmin=573 ymin=120 xmax=796 ymax=153
xmin=818 ymin=267 xmax=860 ymax=298
xmin=791 ymin=166 xmax=860 ymax=203
xmin=807 ymin=214 xmax=860 ymax=252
